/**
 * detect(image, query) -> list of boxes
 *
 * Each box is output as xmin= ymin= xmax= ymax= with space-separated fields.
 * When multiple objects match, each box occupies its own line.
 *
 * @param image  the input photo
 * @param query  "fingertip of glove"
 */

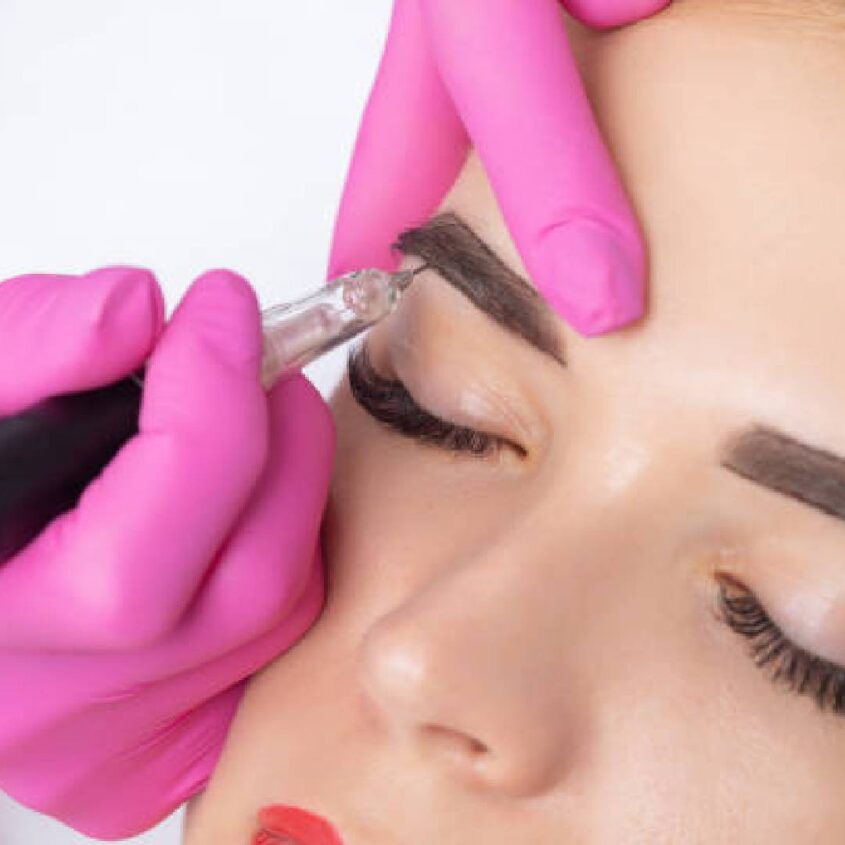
xmin=537 ymin=219 xmax=647 ymax=337
xmin=83 ymin=265 xmax=166 ymax=350
xmin=564 ymin=0 xmax=672 ymax=30
xmin=192 ymin=267 xmax=255 ymax=298
xmin=183 ymin=269 xmax=263 ymax=374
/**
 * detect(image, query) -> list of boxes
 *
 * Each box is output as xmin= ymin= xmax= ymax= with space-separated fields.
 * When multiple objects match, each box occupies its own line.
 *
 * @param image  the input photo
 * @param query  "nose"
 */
xmin=355 ymin=487 xmax=635 ymax=798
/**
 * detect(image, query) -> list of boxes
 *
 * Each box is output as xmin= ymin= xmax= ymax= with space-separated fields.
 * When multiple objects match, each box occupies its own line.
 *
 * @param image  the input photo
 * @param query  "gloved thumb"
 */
xmin=138 ymin=266 xmax=270 ymax=534
xmin=140 ymin=268 xmax=267 ymax=434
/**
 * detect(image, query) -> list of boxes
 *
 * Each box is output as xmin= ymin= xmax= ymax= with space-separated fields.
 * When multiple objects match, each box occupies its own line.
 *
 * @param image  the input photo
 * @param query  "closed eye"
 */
xmin=346 ymin=342 xmax=518 ymax=458
xmin=718 ymin=576 xmax=845 ymax=718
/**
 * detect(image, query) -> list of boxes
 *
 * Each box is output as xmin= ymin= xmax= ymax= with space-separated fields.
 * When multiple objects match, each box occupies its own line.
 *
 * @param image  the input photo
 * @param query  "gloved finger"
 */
xmin=147 ymin=371 xmax=335 ymax=666
xmin=561 ymin=0 xmax=671 ymax=29
xmin=327 ymin=0 xmax=468 ymax=278
xmin=0 ymin=270 xmax=269 ymax=651
xmin=0 ymin=266 xmax=165 ymax=416
xmin=420 ymin=0 xmax=648 ymax=336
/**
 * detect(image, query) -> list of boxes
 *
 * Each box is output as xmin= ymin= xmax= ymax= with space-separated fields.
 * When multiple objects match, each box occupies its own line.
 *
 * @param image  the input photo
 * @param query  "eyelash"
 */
xmin=346 ymin=343 xmax=512 ymax=457
xmin=717 ymin=577 xmax=845 ymax=716
xmin=348 ymin=343 xmax=845 ymax=718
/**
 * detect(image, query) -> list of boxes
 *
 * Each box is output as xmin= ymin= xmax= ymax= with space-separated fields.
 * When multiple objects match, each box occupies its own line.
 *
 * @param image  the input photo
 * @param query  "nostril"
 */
xmin=421 ymin=723 xmax=489 ymax=758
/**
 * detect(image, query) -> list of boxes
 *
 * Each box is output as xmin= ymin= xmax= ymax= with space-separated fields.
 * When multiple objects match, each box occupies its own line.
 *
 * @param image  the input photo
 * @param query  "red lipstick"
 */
xmin=254 ymin=805 xmax=345 ymax=845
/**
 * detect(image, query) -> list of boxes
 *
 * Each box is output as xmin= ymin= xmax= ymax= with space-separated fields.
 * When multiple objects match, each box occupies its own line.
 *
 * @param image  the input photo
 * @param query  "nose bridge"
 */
xmin=560 ymin=374 xmax=669 ymax=509
xmin=357 ymin=417 xmax=669 ymax=795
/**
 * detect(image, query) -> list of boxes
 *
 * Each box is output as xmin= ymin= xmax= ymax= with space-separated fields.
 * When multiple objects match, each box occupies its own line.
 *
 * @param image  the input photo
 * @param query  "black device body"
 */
xmin=0 ymin=368 xmax=145 ymax=565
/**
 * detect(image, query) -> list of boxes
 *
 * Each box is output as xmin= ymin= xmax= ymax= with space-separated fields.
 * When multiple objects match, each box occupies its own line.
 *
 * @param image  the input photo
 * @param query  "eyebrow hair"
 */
xmin=393 ymin=212 xmax=566 ymax=366
xmin=392 ymin=213 xmax=845 ymax=527
xmin=721 ymin=425 xmax=845 ymax=522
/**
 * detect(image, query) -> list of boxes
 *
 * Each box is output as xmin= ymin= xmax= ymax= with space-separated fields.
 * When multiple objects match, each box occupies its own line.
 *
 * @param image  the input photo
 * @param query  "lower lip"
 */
xmin=254 ymin=805 xmax=345 ymax=845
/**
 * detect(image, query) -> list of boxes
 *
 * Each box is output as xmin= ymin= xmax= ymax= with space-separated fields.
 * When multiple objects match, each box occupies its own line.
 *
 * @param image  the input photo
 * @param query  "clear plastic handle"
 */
xmin=259 ymin=268 xmax=415 ymax=389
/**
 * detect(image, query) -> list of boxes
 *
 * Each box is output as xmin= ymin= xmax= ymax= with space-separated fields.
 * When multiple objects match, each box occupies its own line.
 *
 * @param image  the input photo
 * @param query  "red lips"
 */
xmin=254 ymin=805 xmax=345 ymax=845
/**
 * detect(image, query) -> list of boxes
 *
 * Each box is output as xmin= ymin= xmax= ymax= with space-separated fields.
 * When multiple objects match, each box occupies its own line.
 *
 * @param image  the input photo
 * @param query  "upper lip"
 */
xmin=257 ymin=804 xmax=346 ymax=845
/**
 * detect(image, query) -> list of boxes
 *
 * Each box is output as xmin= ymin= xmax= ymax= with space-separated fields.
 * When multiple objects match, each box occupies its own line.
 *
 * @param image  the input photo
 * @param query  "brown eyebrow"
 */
xmin=393 ymin=213 xmax=845 ymax=526
xmin=721 ymin=425 xmax=845 ymax=523
xmin=393 ymin=212 xmax=566 ymax=366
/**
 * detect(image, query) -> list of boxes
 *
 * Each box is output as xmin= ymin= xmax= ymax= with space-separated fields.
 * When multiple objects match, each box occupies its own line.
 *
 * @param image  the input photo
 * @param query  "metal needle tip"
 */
xmin=393 ymin=264 xmax=428 ymax=292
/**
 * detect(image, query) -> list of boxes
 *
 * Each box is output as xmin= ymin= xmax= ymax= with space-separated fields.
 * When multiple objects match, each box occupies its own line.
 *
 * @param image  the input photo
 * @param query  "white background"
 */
xmin=0 ymin=1 xmax=393 ymax=842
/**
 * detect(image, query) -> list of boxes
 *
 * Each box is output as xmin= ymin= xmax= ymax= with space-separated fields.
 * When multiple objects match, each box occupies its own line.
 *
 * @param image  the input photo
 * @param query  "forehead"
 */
xmin=437 ymin=12 xmax=845 ymax=451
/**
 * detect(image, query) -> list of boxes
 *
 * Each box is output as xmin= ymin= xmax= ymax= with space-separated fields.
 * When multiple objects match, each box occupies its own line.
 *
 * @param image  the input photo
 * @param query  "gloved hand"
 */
xmin=328 ymin=0 xmax=672 ymax=337
xmin=0 ymin=266 xmax=335 ymax=840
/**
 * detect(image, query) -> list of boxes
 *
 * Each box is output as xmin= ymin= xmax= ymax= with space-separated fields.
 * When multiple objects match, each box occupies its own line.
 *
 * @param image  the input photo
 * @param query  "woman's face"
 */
xmin=184 ymin=3 xmax=845 ymax=842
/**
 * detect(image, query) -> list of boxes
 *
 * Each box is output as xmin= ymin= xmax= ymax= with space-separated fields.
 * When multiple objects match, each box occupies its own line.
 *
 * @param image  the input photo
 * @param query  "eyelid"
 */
xmin=726 ymin=530 xmax=845 ymax=666
xmin=749 ymin=567 xmax=845 ymax=667
xmin=346 ymin=342 xmax=510 ymax=457
xmin=453 ymin=373 xmax=547 ymax=449
xmin=388 ymin=331 xmax=550 ymax=455
xmin=717 ymin=577 xmax=845 ymax=716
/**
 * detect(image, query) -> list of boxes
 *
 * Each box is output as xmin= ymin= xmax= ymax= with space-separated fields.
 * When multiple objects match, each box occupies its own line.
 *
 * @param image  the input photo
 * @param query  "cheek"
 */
xmin=322 ymin=387 xmax=444 ymax=619
xmin=322 ymin=435 xmax=461 ymax=622
xmin=323 ymin=383 xmax=516 ymax=618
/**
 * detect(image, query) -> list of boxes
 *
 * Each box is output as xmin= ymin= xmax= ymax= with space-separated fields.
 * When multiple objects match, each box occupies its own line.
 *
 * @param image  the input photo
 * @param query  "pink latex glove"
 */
xmin=329 ymin=0 xmax=672 ymax=336
xmin=0 ymin=266 xmax=335 ymax=839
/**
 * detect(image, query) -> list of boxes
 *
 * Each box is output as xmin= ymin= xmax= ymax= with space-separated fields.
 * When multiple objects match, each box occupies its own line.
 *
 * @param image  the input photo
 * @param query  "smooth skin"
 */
xmin=185 ymin=3 xmax=845 ymax=843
